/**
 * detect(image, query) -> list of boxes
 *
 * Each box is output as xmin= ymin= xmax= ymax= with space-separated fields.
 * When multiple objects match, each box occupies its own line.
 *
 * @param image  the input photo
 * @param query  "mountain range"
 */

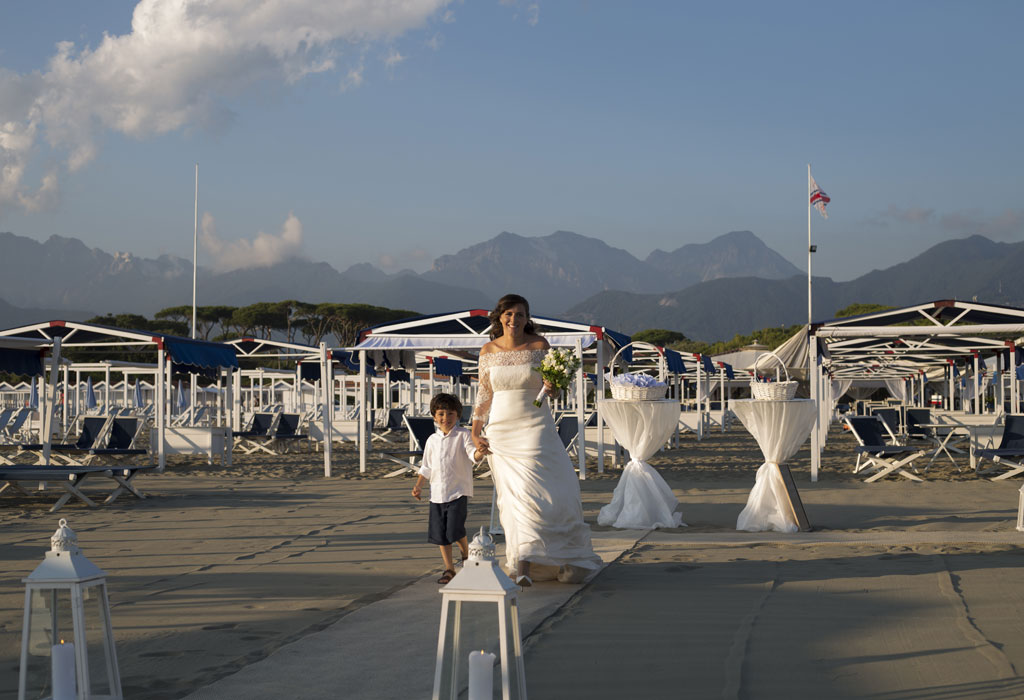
xmin=0 ymin=229 xmax=1020 ymax=341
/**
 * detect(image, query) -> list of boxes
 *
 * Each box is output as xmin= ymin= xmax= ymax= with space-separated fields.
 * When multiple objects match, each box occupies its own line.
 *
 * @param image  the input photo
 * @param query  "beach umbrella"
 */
xmin=176 ymin=380 xmax=188 ymax=414
xmin=133 ymin=381 xmax=144 ymax=409
xmin=28 ymin=378 xmax=38 ymax=409
xmin=84 ymin=377 xmax=97 ymax=410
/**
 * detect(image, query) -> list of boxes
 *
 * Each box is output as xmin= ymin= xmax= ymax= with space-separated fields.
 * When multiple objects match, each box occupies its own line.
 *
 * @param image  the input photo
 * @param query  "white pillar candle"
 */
xmin=468 ymin=650 xmax=495 ymax=700
xmin=51 ymin=640 xmax=76 ymax=700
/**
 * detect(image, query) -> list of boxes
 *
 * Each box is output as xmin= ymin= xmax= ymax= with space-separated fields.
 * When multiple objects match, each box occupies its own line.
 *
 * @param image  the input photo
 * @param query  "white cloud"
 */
xmin=201 ymin=211 xmax=305 ymax=270
xmin=384 ymin=48 xmax=406 ymax=69
xmin=0 ymin=0 xmax=453 ymax=213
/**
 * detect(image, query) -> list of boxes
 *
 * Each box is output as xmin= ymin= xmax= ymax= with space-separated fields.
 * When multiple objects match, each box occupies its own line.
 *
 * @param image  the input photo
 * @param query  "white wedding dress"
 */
xmin=475 ymin=349 xmax=602 ymax=577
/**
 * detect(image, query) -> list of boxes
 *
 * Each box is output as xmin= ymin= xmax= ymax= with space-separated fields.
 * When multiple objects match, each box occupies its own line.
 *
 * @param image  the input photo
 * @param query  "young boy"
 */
xmin=411 ymin=393 xmax=483 ymax=584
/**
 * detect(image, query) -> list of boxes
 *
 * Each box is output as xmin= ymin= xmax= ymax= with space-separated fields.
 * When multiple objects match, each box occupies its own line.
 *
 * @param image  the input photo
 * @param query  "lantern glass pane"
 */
xmin=437 ymin=600 xmax=502 ymax=697
xmin=83 ymin=583 xmax=115 ymax=696
xmin=24 ymin=588 xmax=73 ymax=697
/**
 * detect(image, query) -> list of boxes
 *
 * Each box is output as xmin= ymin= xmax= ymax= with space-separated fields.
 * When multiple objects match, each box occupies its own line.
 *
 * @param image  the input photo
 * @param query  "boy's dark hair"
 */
xmin=430 ymin=392 xmax=463 ymax=416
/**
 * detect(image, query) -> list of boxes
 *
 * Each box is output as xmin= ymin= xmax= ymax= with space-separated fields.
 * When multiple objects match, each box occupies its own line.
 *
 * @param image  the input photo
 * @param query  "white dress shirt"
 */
xmin=419 ymin=425 xmax=477 ymax=503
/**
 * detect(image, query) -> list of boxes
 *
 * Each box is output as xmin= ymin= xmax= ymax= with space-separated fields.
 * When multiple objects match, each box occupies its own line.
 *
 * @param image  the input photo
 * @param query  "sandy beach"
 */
xmin=3 ymin=426 xmax=1024 ymax=699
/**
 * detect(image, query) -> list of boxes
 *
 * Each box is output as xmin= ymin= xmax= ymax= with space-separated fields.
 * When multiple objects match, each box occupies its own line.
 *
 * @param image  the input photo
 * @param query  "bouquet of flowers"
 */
xmin=533 ymin=348 xmax=582 ymax=407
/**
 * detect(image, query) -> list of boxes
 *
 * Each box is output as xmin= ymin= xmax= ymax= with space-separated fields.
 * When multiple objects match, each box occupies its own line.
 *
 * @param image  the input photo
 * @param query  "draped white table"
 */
xmin=731 ymin=399 xmax=817 ymax=533
xmin=597 ymin=399 xmax=684 ymax=529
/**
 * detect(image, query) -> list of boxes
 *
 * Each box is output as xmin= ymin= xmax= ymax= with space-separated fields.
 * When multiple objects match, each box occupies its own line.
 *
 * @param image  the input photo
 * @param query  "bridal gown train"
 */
xmin=475 ymin=349 xmax=602 ymax=576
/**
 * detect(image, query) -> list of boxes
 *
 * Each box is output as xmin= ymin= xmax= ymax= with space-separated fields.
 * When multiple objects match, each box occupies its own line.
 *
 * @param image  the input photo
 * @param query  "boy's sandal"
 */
xmin=437 ymin=569 xmax=457 ymax=584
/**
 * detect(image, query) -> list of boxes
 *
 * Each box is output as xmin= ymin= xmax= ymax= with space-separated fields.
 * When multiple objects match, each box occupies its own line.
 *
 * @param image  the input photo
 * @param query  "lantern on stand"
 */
xmin=18 ymin=519 xmax=122 ymax=700
xmin=432 ymin=528 xmax=527 ymax=700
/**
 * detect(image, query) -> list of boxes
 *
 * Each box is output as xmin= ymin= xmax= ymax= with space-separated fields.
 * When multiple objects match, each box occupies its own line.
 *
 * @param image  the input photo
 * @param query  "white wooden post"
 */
xmin=973 ymin=353 xmax=981 ymax=414
xmin=810 ymin=333 xmax=821 ymax=482
xmin=575 ymin=338 xmax=585 ymax=480
xmin=41 ymin=337 xmax=62 ymax=465
xmin=156 ymin=347 xmax=166 ymax=471
xmin=596 ymin=337 xmax=606 ymax=474
xmin=359 ymin=349 xmax=367 ymax=474
xmin=320 ymin=342 xmax=333 ymax=477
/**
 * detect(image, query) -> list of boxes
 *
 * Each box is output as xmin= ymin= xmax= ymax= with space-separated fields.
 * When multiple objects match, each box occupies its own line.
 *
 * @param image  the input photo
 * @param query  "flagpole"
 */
xmin=807 ymin=163 xmax=812 ymax=327
xmin=192 ymin=163 xmax=197 ymax=339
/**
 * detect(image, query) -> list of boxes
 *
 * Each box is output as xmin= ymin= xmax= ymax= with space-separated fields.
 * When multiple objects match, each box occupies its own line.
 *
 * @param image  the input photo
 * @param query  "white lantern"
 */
xmin=432 ymin=528 xmax=527 ymax=700
xmin=18 ymin=519 xmax=122 ymax=700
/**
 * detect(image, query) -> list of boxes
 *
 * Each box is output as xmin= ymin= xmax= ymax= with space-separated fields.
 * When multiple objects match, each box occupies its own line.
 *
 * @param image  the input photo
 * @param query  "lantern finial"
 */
xmin=467 ymin=527 xmax=495 ymax=563
xmin=50 ymin=519 xmax=80 ymax=555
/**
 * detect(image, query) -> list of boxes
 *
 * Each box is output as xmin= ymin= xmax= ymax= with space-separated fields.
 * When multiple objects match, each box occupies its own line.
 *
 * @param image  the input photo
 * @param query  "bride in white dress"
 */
xmin=471 ymin=294 xmax=602 ymax=586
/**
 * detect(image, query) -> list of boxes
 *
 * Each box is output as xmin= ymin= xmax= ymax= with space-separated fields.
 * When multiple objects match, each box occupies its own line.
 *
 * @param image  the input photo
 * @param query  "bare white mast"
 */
xmin=191 ymin=163 xmax=198 ymax=339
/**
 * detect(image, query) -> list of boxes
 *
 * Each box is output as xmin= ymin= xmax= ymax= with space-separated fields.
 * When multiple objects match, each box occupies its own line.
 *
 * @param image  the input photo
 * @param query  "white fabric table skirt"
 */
xmin=597 ymin=400 xmax=684 ymax=529
xmin=731 ymin=399 xmax=817 ymax=533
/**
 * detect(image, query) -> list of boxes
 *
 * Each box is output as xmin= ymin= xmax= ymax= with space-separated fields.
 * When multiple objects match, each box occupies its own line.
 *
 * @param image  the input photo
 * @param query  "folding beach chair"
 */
xmin=20 ymin=416 xmax=113 ymax=466
xmin=978 ymin=415 xmax=1024 ymax=481
xmin=871 ymin=408 xmax=903 ymax=442
xmin=233 ymin=412 xmax=280 ymax=455
xmin=379 ymin=416 xmax=438 ymax=478
xmin=268 ymin=413 xmax=309 ymax=453
xmin=85 ymin=416 xmax=149 ymax=463
xmin=0 ymin=408 xmax=33 ymax=444
xmin=845 ymin=416 xmax=925 ymax=483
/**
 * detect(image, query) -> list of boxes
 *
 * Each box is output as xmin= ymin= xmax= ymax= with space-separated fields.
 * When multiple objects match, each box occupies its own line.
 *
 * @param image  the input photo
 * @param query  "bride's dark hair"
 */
xmin=488 ymin=294 xmax=537 ymax=340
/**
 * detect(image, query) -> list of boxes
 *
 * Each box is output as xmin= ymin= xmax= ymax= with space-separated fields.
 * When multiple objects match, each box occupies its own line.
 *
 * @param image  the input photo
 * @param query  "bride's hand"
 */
xmin=472 ymin=433 xmax=490 ymax=456
xmin=543 ymin=379 xmax=555 ymax=396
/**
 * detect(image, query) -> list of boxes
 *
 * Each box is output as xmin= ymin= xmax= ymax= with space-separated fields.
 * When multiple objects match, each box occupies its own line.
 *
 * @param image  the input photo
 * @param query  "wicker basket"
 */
xmin=607 ymin=341 xmax=669 ymax=401
xmin=610 ymin=382 xmax=668 ymax=401
xmin=750 ymin=350 xmax=798 ymax=400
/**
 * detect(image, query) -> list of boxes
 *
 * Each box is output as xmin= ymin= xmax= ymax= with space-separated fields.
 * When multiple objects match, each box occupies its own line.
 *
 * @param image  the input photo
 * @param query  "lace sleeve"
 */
xmin=472 ymin=357 xmax=493 ymax=422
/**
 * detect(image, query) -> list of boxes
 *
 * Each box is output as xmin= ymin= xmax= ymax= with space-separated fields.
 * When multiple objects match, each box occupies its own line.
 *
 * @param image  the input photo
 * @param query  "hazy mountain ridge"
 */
xmin=644 ymin=230 xmax=801 ymax=286
xmin=0 ymin=232 xmax=491 ymax=324
xmin=423 ymin=229 xmax=799 ymax=312
xmin=565 ymin=235 xmax=1024 ymax=338
xmin=1 ymin=228 xmax=1019 ymax=342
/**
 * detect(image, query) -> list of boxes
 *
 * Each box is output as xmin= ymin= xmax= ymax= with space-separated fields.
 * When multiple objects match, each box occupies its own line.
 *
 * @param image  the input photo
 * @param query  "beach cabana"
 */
xmin=225 ymin=337 xmax=336 ymax=476
xmin=0 ymin=321 xmax=239 ymax=471
xmin=806 ymin=300 xmax=1024 ymax=480
xmin=349 ymin=309 xmax=630 ymax=477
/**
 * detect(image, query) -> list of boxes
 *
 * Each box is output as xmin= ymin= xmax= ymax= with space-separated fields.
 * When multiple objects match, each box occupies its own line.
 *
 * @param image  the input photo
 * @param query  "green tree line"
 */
xmin=88 ymin=301 xmax=415 ymax=347
xmin=631 ymin=303 xmax=895 ymax=357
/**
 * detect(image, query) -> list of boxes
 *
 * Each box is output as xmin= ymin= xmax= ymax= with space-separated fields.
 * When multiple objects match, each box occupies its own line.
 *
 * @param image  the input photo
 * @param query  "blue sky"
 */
xmin=0 ymin=0 xmax=1020 ymax=282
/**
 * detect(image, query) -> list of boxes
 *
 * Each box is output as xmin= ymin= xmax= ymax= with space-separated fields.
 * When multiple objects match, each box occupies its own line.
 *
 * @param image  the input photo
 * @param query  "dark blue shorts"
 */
xmin=428 ymin=495 xmax=468 ymax=546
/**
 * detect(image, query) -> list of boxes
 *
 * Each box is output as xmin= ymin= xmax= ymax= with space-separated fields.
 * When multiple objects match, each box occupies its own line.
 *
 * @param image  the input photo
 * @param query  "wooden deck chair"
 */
xmin=846 ymin=416 xmax=925 ymax=483
xmin=379 ymin=416 xmax=438 ymax=478
xmin=233 ymin=412 xmax=280 ymax=454
xmin=979 ymin=415 xmax=1024 ymax=481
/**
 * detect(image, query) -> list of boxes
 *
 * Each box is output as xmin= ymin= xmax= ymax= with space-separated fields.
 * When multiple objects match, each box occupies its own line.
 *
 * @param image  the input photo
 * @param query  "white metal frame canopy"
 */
xmin=349 ymin=309 xmax=631 ymax=477
xmin=807 ymin=300 xmax=1024 ymax=480
xmin=225 ymin=337 xmax=336 ymax=476
xmin=0 ymin=320 xmax=239 ymax=471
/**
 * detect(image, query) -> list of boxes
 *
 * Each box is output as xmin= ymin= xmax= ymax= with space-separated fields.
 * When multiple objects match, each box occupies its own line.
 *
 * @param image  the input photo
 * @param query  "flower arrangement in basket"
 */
xmin=750 ymin=350 xmax=798 ymax=400
xmin=532 ymin=347 xmax=581 ymax=406
xmin=606 ymin=371 xmax=668 ymax=400
xmin=605 ymin=340 xmax=669 ymax=400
